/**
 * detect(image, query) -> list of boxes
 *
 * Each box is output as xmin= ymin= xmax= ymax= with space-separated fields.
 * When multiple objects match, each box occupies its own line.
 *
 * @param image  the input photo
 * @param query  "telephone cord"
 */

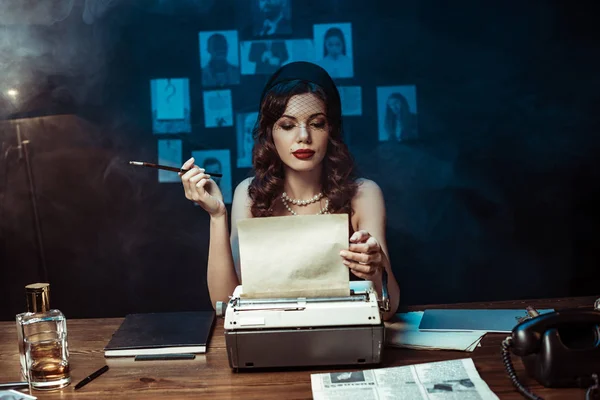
xmin=501 ymin=336 xmax=543 ymax=400
xmin=586 ymin=373 xmax=599 ymax=400
xmin=502 ymin=337 xmax=600 ymax=400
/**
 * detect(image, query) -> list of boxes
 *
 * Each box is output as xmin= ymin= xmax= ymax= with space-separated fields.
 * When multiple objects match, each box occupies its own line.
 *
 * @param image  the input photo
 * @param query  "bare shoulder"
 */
xmin=350 ymin=179 xmax=387 ymax=247
xmin=233 ymin=177 xmax=254 ymax=202
xmin=350 ymin=178 xmax=385 ymax=228
xmin=232 ymin=177 xmax=254 ymax=219
xmin=353 ymin=178 xmax=384 ymax=202
xmin=235 ymin=176 xmax=254 ymax=193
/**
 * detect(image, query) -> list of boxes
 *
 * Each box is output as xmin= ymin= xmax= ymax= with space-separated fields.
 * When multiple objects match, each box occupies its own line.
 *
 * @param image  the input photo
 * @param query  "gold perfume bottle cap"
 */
xmin=25 ymin=283 xmax=50 ymax=313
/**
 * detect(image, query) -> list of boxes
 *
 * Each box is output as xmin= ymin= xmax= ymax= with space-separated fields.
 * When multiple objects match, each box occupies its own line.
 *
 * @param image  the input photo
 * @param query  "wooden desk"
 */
xmin=1 ymin=296 xmax=597 ymax=399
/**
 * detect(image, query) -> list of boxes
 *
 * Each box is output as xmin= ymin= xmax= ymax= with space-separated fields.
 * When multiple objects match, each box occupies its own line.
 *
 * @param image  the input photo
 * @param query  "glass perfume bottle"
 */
xmin=15 ymin=283 xmax=71 ymax=390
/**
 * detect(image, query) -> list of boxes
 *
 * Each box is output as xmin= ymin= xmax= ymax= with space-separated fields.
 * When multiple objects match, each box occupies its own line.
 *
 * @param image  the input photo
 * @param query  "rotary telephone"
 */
xmin=502 ymin=300 xmax=600 ymax=400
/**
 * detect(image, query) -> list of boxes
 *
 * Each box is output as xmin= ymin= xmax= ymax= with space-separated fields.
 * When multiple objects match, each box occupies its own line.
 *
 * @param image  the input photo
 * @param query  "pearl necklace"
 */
xmin=281 ymin=191 xmax=323 ymax=206
xmin=281 ymin=192 xmax=329 ymax=216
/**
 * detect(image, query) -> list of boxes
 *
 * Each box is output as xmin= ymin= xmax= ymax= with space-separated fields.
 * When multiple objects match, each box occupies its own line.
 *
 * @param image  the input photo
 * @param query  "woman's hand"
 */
xmin=340 ymin=230 xmax=384 ymax=280
xmin=179 ymin=157 xmax=226 ymax=218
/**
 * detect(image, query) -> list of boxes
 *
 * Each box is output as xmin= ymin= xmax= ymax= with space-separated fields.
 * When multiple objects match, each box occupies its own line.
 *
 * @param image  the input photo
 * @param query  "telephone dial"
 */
xmin=502 ymin=299 xmax=600 ymax=400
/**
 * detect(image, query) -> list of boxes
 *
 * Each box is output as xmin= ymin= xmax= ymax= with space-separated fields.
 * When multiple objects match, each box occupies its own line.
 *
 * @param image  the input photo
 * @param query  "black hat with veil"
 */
xmin=258 ymin=61 xmax=342 ymax=124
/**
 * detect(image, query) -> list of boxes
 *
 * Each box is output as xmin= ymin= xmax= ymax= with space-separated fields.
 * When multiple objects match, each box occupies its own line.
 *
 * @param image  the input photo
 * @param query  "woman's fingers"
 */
xmin=189 ymin=171 xmax=209 ymax=185
xmin=340 ymin=250 xmax=369 ymax=264
xmin=340 ymin=250 xmax=381 ymax=265
xmin=189 ymin=175 xmax=212 ymax=201
xmin=190 ymin=178 xmax=209 ymax=201
xmin=179 ymin=157 xmax=195 ymax=182
xmin=180 ymin=167 xmax=197 ymax=199
xmin=348 ymin=243 xmax=369 ymax=253
xmin=343 ymin=260 xmax=377 ymax=278
xmin=182 ymin=157 xmax=195 ymax=170
xmin=180 ymin=165 xmax=209 ymax=201
xmin=178 ymin=157 xmax=224 ymax=216
xmin=182 ymin=167 xmax=204 ymax=182
xmin=350 ymin=230 xmax=370 ymax=243
xmin=196 ymin=175 xmax=211 ymax=186
xmin=348 ymin=239 xmax=380 ymax=254
xmin=365 ymin=236 xmax=379 ymax=251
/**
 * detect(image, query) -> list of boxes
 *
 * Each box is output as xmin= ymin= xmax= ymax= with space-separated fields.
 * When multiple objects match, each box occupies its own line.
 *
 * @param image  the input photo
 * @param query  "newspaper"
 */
xmin=0 ymin=390 xmax=37 ymax=399
xmin=311 ymin=358 xmax=499 ymax=400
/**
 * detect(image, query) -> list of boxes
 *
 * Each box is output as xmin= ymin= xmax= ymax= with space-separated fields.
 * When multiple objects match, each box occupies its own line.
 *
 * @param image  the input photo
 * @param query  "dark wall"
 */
xmin=1 ymin=0 xmax=599 ymax=320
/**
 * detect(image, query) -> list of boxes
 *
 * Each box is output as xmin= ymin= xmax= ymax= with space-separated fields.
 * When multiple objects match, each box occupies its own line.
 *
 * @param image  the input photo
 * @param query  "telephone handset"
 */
xmin=502 ymin=307 xmax=600 ymax=399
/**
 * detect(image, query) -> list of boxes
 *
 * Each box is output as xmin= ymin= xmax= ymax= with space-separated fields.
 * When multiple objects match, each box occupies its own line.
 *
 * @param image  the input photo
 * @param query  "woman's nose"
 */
xmin=297 ymin=124 xmax=311 ymax=142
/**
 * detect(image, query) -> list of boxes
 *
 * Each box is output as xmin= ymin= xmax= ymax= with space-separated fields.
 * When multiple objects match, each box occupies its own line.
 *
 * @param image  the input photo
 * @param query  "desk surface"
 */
xmin=1 ymin=296 xmax=597 ymax=399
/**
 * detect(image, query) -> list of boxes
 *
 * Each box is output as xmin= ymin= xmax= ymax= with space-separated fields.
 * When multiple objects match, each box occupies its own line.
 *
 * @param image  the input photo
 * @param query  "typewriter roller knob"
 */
xmin=595 ymin=298 xmax=600 ymax=311
xmin=216 ymin=301 xmax=225 ymax=317
xmin=379 ymin=269 xmax=390 ymax=312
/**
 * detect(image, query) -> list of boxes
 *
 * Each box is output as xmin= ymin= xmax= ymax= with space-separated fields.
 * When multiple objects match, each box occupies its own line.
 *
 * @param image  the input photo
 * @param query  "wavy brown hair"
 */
xmin=248 ymin=79 xmax=359 ymax=217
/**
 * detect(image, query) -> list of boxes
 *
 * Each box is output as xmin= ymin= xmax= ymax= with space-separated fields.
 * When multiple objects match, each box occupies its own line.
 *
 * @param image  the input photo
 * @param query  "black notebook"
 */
xmin=104 ymin=311 xmax=215 ymax=357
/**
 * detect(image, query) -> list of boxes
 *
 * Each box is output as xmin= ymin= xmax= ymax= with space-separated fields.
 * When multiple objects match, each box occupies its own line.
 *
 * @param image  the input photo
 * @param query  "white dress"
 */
xmin=319 ymin=55 xmax=353 ymax=78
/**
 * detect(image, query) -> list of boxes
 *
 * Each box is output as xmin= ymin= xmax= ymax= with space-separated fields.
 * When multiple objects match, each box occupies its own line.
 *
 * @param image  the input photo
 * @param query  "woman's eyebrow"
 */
xmin=280 ymin=113 xmax=326 ymax=120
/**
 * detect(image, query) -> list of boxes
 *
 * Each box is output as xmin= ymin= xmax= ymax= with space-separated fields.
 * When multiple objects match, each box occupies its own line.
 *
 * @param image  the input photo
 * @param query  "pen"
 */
xmin=74 ymin=365 xmax=109 ymax=390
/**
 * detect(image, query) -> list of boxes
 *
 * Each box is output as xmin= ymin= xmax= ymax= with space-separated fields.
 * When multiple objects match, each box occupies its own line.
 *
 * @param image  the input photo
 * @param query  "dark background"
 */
xmin=1 ymin=0 xmax=599 ymax=320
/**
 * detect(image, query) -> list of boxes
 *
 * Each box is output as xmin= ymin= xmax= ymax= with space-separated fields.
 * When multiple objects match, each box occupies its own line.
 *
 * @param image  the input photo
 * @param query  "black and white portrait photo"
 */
xmin=150 ymin=78 xmax=191 ymax=134
xmin=203 ymin=89 xmax=233 ymax=128
xmin=191 ymin=149 xmax=233 ymax=204
xmin=157 ymin=139 xmax=182 ymax=183
xmin=252 ymin=0 xmax=292 ymax=37
xmin=199 ymin=30 xmax=240 ymax=87
xmin=236 ymin=111 xmax=258 ymax=168
xmin=314 ymin=23 xmax=354 ymax=79
xmin=240 ymin=40 xmax=289 ymax=75
xmin=377 ymin=85 xmax=418 ymax=142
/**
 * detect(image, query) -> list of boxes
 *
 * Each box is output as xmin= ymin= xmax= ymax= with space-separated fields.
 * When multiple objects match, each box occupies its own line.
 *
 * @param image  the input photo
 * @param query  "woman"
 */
xmin=384 ymin=92 xmax=418 ymax=141
xmin=319 ymin=27 xmax=353 ymax=78
xmin=180 ymin=61 xmax=399 ymax=320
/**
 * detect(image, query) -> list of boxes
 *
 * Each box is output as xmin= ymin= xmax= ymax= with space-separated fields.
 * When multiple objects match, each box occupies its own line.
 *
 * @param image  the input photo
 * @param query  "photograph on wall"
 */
xmin=376 ymin=85 xmax=418 ymax=142
xmin=240 ymin=40 xmax=289 ymax=75
xmin=203 ymin=89 xmax=233 ymax=128
xmin=313 ymin=23 xmax=354 ymax=79
xmin=199 ymin=30 xmax=240 ymax=87
xmin=191 ymin=149 xmax=233 ymax=204
xmin=157 ymin=139 xmax=182 ymax=183
xmin=251 ymin=0 xmax=292 ymax=37
xmin=236 ymin=111 xmax=258 ymax=168
xmin=338 ymin=86 xmax=362 ymax=116
xmin=150 ymin=78 xmax=191 ymax=134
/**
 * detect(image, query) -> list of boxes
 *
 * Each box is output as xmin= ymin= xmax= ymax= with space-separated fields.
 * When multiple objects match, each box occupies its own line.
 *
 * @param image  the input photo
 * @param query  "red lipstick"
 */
xmin=292 ymin=149 xmax=315 ymax=160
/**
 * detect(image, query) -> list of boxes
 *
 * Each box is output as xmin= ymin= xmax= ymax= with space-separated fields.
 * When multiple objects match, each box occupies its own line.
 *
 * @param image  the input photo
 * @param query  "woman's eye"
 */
xmin=311 ymin=122 xmax=326 ymax=129
xmin=280 ymin=124 xmax=295 ymax=130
